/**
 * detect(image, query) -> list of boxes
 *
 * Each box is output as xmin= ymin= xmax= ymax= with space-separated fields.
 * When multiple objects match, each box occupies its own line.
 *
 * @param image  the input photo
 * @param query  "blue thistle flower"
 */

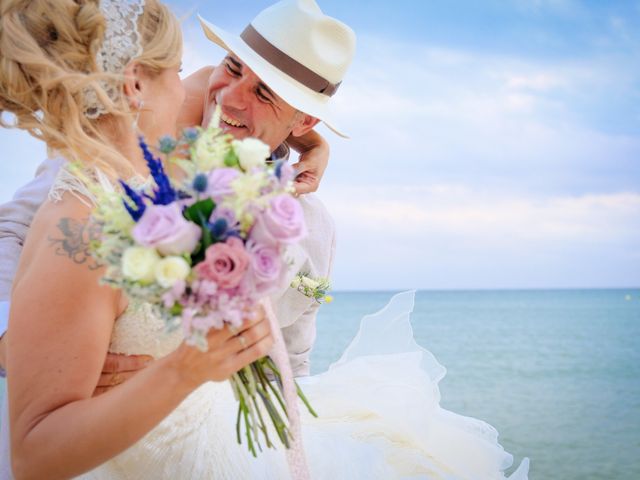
xmin=119 ymin=180 xmax=146 ymax=221
xmin=139 ymin=136 xmax=177 ymax=205
xmin=183 ymin=127 xmax=199 ymax=143
xmin=211 ymin=218 xmax=228 ymax=238
xmin=193 ymin=173 xmax=208 ymax=193
xmin=158 ymin=135 xmax=177 ymax=154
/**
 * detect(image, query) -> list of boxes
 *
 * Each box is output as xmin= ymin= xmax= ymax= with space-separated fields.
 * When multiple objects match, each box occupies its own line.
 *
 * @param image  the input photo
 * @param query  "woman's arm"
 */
xmin=8 ymin=197 xmax=272 ymax=480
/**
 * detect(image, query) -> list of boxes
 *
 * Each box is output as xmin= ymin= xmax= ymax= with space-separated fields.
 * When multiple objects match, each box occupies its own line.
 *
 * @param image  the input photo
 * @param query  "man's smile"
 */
xmin=220 ymin=111 xmax=247 ymax=130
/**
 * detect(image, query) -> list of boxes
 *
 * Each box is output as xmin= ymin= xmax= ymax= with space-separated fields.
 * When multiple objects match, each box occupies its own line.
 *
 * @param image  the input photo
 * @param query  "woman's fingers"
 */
xmin=233 ymin=333 xmax=274 ymax=367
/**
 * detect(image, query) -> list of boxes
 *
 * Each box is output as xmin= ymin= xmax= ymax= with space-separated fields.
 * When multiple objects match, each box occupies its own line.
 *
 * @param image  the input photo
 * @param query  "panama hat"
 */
xmin=198 ymin=0 xmax=356 ymax=138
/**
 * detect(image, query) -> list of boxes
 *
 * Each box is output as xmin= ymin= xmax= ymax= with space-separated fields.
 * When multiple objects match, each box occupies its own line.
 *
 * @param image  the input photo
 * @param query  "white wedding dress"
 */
xmin=72 ymin=290 xmax=528 ymax=480
xmin=0 ymin=171 xmax=530 ymax=479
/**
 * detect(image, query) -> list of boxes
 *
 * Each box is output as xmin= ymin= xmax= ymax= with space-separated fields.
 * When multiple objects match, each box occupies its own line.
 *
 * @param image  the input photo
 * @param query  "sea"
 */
xmin=310 ymin=289 xmax=640 ymax=480
xmin=1 ymin=289 xmax=638 ymax=479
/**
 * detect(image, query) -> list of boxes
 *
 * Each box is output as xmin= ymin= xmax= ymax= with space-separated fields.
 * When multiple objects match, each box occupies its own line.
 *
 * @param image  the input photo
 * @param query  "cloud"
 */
xmin=321 ymin=34 xmax=640 ymax=196
xmin=309 ymin=32 xmax=639 ymax=288
xmin=323 ymin=185 xmax=640 ymax=289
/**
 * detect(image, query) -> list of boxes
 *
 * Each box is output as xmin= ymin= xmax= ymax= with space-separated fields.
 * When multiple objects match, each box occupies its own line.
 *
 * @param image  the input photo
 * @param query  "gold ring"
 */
xmin=237 ymin=334 xmax=247 ymax=349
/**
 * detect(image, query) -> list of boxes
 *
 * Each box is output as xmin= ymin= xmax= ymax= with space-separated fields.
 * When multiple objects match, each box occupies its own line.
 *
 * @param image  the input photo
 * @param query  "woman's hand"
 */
xmin=171 ymin=305 xmax=274 ymax=388
xmin=288 ymin=130 xmax=330 ymax=195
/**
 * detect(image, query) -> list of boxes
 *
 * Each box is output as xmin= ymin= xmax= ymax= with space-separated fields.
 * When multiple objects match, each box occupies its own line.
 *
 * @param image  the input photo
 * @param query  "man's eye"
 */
xmin=256 ymin=89 xmax=271 ymax=103
xmin=225 ymin=63 xmax=241 ymax=76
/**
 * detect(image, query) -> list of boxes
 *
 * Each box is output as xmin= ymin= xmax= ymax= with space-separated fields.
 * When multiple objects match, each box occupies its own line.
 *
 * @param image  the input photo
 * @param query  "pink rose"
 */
xmin=246 ymin=241 xmax=283 ymax=295
xmin=194 ymin=237 xmax=250 ymax=289
xmin=206 ymin=168 xmax=240 ymax=201
xmin=132 ymin=204 xmax=201 ymax=255
xmin=251 ymin=194 xmax=307 ymax=246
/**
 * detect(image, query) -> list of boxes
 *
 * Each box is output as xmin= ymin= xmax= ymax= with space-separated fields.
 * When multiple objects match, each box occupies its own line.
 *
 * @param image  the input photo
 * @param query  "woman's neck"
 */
xmin=96 ymin=115 xmax=149 ymax=177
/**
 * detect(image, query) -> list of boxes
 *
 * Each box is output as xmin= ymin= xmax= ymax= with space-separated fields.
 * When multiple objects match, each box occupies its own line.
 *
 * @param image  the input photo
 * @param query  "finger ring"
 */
xmin=109 ymin=372 xmax=122 ymax=387
xmin=237 ymin=334 xmax=247 ymax=349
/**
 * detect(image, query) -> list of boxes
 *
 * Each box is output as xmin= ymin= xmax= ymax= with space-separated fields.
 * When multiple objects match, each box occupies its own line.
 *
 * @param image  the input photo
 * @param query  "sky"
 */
xmin=0 ymin=0 xmax=638 ymax=290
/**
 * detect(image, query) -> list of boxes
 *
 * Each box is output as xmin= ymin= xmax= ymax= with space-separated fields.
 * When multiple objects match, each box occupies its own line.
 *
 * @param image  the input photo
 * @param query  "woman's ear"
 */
xmin=122 ymin=62 xmax=143 ymax=110
xmin=290 ymin=114 xmax=321 ymax=138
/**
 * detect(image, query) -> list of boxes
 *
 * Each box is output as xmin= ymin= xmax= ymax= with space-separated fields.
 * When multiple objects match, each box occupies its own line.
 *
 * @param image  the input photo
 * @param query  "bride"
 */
xmin=0 ymin=0 xmax=529 ymax=479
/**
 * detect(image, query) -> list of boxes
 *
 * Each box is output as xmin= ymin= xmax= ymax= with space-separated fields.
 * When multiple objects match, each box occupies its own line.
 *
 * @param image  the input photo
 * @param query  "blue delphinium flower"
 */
xmin=139 ymin=137 xmax=176 ymax=205
xmin=119 ymin=180 xmax=146 ymax=221
xmin=193 ymin=173 xmax=208 ymax=193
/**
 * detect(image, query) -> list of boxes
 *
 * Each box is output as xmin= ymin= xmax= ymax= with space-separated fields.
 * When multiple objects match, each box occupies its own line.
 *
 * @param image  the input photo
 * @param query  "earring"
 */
xmin=132 ymin=99 xmax=144 ymax=131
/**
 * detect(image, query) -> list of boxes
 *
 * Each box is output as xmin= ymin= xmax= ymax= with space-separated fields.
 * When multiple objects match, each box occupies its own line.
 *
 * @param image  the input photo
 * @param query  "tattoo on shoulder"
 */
xmin=47 ymin=217 xmax=102 ymax=269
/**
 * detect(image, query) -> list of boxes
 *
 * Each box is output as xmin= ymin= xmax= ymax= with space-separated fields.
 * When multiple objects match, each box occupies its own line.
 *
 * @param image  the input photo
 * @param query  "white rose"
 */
xmin=155 ymin=256 xmax=191 ymax=288
xmin=301 ymin=276 xmax=320 ymax=290
xmin=233 ymin=138 xmax=270 ymax=170
xmin=122 ymin=246 xmax=160 ymax=283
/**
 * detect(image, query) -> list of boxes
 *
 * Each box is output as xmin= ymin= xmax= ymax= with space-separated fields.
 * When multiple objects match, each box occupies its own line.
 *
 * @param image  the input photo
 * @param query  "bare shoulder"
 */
xmin=178 ymin=65 xmax=216 ymax=129
xmin=183 ymin=65 xmax=215 ymax=90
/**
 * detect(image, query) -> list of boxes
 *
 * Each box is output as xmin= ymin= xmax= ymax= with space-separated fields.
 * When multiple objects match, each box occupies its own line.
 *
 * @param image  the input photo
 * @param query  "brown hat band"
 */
xmin=240 ymin=24 xmax=341 ymax=97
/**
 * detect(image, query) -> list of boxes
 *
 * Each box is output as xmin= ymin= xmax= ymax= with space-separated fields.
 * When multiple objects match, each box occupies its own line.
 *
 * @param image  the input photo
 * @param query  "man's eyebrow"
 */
xmin=226 ymin=56 xmax=243 ymax=70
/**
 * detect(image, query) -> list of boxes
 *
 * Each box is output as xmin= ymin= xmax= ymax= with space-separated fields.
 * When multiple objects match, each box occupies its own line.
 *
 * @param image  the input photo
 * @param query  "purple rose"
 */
xmin=132 ymin=203 xmax=201 ymax=255
xmin=251 ymin=194 xmax=307 ymax=246
xmin=246 ymin=241 xmax=283 ymax=295
xmin=206 ymin=168 xmax=240 ymax=201
xmin=278 ymin=162 xmax=296 ymax=185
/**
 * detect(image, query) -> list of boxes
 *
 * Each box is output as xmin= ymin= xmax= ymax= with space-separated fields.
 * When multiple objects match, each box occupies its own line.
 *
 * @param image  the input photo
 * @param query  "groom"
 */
xmin=0 ymin=0 xmax=355 ymax=385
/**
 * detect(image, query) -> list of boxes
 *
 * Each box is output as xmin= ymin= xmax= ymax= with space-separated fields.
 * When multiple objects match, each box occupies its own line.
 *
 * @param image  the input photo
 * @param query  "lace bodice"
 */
xmin=108 ymin=301 xmax=184 ymax=358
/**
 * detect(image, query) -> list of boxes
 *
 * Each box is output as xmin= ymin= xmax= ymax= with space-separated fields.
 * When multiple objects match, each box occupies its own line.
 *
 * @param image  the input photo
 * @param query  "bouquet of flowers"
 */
xmin=86 ymin=108 xmax=316 ymax=456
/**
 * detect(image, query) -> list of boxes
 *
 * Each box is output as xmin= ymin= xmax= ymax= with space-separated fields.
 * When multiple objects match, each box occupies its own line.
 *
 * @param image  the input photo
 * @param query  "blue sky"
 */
xmin=1 ymin=0 xmax=638 ymax=289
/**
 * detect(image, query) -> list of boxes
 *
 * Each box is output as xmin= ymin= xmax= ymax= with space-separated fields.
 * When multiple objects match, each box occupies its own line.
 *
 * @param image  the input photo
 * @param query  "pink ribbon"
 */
xmin=262 ymin=298 xmax=310 ymax=480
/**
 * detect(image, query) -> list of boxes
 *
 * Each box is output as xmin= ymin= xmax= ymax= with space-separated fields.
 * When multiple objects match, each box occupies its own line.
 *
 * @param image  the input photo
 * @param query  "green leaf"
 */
xmin=170 ymin=303 xmax=183 ymax=316
xmin=183 ymin=198 xmax=216 ymax=225
xmin=224 ymin=149 xmax=240 ymax=168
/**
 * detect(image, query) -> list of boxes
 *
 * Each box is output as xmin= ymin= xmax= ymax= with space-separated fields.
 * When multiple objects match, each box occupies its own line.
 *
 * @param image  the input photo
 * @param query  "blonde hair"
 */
xmin=0 ymin=0 xmax=182 ymax=176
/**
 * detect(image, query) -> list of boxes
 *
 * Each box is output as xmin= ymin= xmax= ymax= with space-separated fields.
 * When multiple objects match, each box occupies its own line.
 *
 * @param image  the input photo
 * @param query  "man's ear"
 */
xmin=290 ymin=114 xmax=321 ymax=137
xmin=122 ymin=62 xmax=144 ymax=110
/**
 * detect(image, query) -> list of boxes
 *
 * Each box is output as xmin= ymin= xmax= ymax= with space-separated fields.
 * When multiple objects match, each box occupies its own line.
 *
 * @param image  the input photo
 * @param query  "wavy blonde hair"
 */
xmin=0 ymin=0 xmax=182 ymax=176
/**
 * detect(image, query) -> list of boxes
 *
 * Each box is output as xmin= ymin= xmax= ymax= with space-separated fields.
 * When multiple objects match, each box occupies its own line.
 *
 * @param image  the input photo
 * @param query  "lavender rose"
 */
xmin=251 ymin=194 xmax=307 ymax=245
xmin=194 ymin=237 xmax=250 ymax=289
xmin=132 ymin=203 xmax=201 ymax=256
xmin=246 ymin=241 xmax=283 ymax=295
xmin=206 ymin=168 xmax=240 ymax=201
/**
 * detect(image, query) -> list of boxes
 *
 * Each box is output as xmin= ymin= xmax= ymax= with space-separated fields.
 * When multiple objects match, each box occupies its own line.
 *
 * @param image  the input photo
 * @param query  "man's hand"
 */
xmin=288 ymin=130 xmax=330 ymax=195
xmin=93 ymin=353 xmax=153 ymax=396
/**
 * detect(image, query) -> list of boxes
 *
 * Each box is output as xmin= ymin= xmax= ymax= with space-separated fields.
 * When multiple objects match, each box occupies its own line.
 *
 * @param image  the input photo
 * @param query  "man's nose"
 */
xmin=221 ymin=77 xmax=251 ymax=111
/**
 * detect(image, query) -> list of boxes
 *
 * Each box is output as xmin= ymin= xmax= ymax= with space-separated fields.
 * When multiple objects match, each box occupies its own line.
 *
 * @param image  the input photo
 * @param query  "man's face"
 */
xmin=202 ymin=54 xmax=315 ymax=152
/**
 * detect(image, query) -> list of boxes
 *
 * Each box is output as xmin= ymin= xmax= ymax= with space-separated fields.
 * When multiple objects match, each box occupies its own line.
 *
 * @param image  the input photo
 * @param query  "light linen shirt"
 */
xmin=0 ymin=156 xmax=334 ymax=376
